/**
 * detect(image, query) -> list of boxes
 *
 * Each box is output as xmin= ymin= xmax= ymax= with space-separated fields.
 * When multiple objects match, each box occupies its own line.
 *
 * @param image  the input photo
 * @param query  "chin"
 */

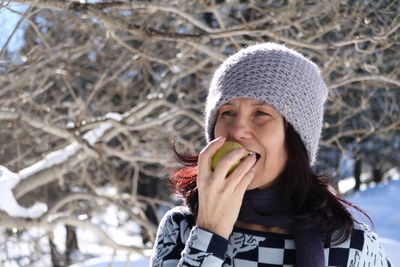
xmin=246 ymin=175 xmax=275 ymax=190
xmin=246 ymin=179 xmax=261 ymax=190
xmin=246 ymin=184 xmax=257 ymax=191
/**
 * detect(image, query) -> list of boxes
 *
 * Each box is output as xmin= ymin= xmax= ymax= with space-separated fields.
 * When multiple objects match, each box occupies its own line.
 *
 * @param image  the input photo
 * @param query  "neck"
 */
xmin=235 ymin=220 xmax=291 ymax=234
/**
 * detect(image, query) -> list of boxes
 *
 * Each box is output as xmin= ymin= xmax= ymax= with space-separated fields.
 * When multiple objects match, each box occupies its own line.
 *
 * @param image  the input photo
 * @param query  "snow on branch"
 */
xmin=1 ymin=98 xmax=172 ymax=219
xmin=1 ymin=112 xmax=122 ymax=217
xmin=0 ymin=166 xmax=46 ymax=218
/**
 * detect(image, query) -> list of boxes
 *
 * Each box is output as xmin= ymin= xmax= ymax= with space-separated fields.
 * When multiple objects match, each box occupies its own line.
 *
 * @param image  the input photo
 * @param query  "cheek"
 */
xmin=259 ymin=126 xmax=285 ymax=143
xmin=272 ymin=132 xmax=287 ymax=161
xmin=214 ymin=120 xmax=225 ymax=136
xmin=259 ymin=128 xmax=286 ymax=155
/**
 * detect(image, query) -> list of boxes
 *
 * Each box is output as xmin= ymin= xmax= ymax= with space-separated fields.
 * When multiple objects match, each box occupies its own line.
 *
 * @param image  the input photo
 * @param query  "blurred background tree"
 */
xmin=0 ymin=0 xmax=399 ymax=265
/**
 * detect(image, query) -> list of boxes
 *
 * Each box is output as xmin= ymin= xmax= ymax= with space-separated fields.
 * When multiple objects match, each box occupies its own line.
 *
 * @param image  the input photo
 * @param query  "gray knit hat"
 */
xmin=204 ymin=42 xmax=328 ymax=165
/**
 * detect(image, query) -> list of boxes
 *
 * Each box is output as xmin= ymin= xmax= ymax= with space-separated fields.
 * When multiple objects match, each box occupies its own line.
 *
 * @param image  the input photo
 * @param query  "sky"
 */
xmin=0 ymin=3 xmax=29 ymax=54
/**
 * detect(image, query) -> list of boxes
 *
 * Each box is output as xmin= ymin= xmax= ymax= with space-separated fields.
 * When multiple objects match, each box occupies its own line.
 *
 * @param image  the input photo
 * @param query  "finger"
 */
xmin=197 ymin=136 xmax=226 ymax=181
xmin=234 ymin=170 xmax=255 ymax=195
xmin=225 ymin=153 xmax=257 ymax=188
xmin=212 ymin=148 xmax=250 ymax=182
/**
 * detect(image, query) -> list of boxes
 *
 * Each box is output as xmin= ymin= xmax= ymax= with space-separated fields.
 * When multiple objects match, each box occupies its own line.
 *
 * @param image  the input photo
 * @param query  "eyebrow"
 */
xmin=221 ymin=101 xmax=267 ymax=106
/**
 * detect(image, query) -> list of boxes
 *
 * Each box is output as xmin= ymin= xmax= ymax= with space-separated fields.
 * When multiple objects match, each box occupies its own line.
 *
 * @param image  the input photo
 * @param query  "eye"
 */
xmin=221 ymin=110 xmax=235 ymax=116
xmin=256 ymin=111 xmax=269 ymax=116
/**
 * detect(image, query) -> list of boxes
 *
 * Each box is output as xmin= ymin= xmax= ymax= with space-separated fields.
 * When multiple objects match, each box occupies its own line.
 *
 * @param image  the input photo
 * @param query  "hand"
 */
xmin=196 ymin=137 xmax=257 ymax=239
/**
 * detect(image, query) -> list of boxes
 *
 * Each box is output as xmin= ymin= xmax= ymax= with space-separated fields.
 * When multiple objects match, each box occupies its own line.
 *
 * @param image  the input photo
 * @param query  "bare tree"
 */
xmin=0 ymin=0 xmax=399 ymax=265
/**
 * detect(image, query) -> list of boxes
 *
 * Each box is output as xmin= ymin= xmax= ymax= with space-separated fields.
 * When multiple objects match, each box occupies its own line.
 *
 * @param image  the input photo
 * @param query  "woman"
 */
xmin=150 ymin=43 xmax=391 ymax=266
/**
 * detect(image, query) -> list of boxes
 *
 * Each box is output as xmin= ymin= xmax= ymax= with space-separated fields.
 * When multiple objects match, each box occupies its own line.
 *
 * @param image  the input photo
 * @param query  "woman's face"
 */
xmin=214 ymin=97 xmax=288 ymax=190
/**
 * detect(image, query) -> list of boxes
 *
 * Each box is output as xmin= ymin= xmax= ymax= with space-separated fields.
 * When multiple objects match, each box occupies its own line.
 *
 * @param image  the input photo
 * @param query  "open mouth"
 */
xmin=249 ymin=152 xmax=261 ymax=160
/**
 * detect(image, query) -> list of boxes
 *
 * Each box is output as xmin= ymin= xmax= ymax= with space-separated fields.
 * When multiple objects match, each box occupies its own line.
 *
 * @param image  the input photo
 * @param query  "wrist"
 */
xmin=195 ymin=222 xmax=231 ymax=240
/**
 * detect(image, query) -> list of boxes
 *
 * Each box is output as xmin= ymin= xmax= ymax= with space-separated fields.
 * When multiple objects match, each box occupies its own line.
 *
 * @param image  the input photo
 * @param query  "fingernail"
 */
xmin=216 ymin=136 xmax=225 ymax=142
xmin=238 ymin=148 xmax=246 ymax=153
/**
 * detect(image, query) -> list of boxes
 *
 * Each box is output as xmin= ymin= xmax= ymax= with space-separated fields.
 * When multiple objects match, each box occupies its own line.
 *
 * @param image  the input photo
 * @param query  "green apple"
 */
xmin=211 ymin=140 xmax=251 ymax=176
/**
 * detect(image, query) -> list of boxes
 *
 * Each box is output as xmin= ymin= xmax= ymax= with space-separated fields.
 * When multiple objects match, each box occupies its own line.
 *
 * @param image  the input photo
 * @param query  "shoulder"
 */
xmin=328 ymin=222 xmax=382 ymax=249
xmin=157 ymin=206 xmax=195 ymax=241
xmin=354 ymin=223 xmax=391 ymax=266
xmin=327 ymin=222 xmax=391 ymax=267
xmin=160 ymin=205 xmax=195 ymax=226
xmin=151 ymin=206 xmax=196 ymax=265
xmin=352 ymin=222 xmax=383 ymax=251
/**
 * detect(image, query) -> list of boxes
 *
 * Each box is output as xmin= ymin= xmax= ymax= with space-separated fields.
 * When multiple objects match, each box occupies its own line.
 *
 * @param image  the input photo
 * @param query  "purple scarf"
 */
xmin=238 ymin=185 xmax=325 ymax=267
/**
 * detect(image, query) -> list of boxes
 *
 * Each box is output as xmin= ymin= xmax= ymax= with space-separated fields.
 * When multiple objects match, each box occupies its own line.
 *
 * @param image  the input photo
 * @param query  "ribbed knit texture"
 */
xmin=204 ymin=43 xmax=328 ymax=165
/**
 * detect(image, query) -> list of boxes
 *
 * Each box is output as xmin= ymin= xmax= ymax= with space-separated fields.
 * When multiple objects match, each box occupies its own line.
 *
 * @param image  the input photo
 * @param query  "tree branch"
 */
xmin=328 ymin=75 xmax=400 ymax=89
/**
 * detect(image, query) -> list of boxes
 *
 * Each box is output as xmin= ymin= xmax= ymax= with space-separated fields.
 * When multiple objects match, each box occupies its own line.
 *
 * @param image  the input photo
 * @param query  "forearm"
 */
xmin=178 ymin=226 xmax=228 ymax=266
xmin=151 ymin=226 xmax=228 ymax=266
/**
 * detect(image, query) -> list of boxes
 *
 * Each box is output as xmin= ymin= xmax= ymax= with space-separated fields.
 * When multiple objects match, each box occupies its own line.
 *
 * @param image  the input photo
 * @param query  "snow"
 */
xmin=346 ymin=180 xmax=400 ymax=240
xmin=0 ymin=166 xmax=47 ymax=218
xmin=345 ymin=178 xmax=400 ymax=265
xmin=19 ymin=142 xmax=81 ymax=179
xmin=70 ymin=254 xmax=148 ymax=267
xmin=0 ymin=112 xmax=123 ymax=219
xmin=83 ymin=112 xmax=122 ymax=146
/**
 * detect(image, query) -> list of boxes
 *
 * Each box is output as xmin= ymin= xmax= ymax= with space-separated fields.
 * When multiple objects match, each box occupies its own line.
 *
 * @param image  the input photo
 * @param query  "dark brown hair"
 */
xmin=169 ymin=121 xmax=372 ymax=244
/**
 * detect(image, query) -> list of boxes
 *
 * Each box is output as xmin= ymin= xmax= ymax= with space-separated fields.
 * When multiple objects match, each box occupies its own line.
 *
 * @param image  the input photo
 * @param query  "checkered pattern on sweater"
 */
xmin=150 ymin=206 xmax=392 ymax=267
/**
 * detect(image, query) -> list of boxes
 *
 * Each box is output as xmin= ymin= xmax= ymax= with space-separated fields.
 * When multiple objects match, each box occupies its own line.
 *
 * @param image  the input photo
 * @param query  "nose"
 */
xmin=228 ymin=114 xmax=253 ymax=141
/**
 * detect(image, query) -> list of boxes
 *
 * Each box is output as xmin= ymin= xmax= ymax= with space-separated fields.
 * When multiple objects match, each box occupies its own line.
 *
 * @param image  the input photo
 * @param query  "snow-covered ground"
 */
xmin=345 ymin=179 xmax=400 ymax=265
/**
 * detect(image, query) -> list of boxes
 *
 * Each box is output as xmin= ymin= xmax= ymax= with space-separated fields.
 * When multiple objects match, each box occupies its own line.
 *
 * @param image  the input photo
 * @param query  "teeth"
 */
xmin=248 ymin=151 xmax=261 ymax=160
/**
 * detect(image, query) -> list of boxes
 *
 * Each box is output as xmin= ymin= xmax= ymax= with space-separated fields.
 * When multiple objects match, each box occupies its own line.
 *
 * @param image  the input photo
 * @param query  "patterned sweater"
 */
xmin=150 ymin=206 xmax=392 ymax=267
